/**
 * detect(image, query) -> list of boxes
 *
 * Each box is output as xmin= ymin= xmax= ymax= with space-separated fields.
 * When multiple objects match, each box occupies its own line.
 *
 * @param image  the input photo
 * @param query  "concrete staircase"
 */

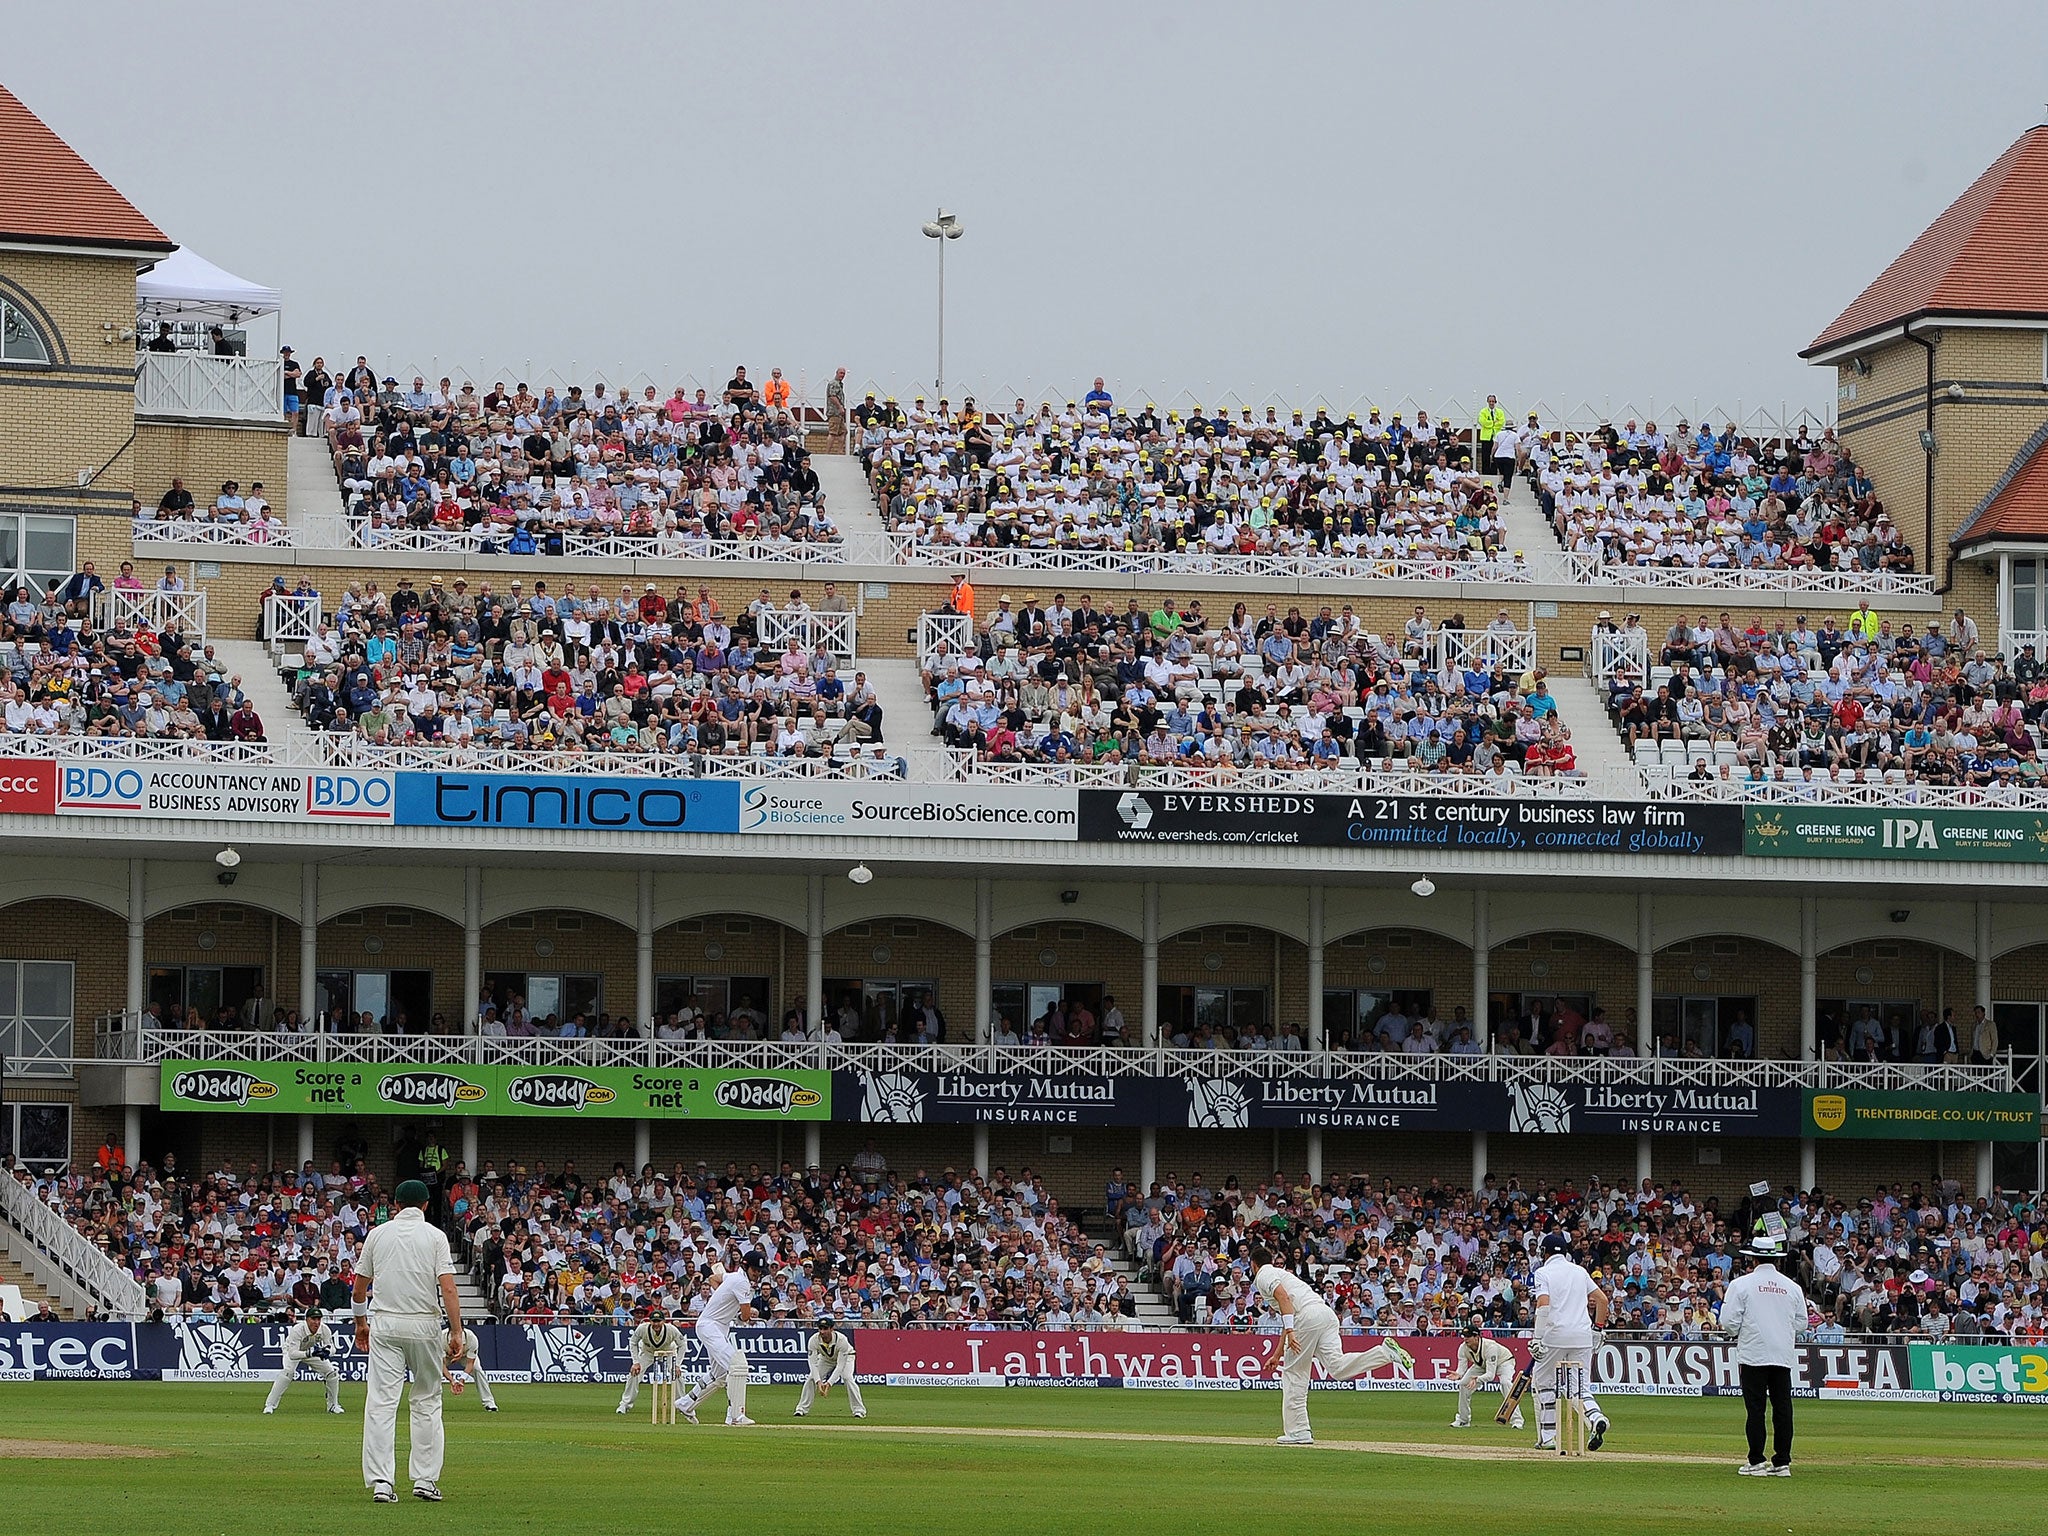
xmin=860 ymin=656 xmax=934 ymax=748
xmin=1547 ymin=669 xmax=1644 ymax=790
xmin=1097 ymin=1245 xmax=1181 ymax=1330
xmin=0 ymin=1250 xmax=63 ymax=1319
xmin=815 ymin=454 xmax=884 ymax=537
xmin=208 ymin=637 xmax=324 ymax=754
xmin=286 ymin=434 xmax=350 ymax=544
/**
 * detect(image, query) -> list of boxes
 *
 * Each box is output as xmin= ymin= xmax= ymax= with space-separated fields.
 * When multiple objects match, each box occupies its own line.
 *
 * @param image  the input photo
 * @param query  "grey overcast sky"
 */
xmin=10 ymin=2 xmax=2046 ymax=419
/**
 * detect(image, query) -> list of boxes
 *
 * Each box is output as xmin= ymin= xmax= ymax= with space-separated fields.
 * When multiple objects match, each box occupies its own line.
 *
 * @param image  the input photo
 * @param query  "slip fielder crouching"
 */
xmin=793 ymin=1316 xmax=865 ymax=1419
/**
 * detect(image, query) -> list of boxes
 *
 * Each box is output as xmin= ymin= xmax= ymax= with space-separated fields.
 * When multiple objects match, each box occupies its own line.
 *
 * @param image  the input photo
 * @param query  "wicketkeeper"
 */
xmin=617 ymin=1306 xmax=683 ymax=1414
xmin=1452 ymin=1320 xmax=1521 ymax=1428
xmin=441 ymin=1323 xmax=499 ymax=1410
xmin=264 ymin=1306 xmax=344 ymax=1415
xmin=793 ymin=1317 xmax=866 ymax=1419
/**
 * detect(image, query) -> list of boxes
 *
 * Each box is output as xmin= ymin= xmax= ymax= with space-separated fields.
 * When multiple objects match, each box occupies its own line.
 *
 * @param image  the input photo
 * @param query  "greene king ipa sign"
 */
xmin=1746 ymin=806 xmax=2048 ymax=863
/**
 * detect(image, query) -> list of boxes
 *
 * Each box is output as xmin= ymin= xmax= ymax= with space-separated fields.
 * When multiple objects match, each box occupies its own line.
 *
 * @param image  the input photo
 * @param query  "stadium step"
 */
xmin=209 ymin=638 xmax=325 ymax=755
xmin=1543 ymin=669 xmax=1645 ymax=790
xmin=1495 ymin=475 xmax=1564 ymax=558
xmin=862 ymin=658 xmax=933 ymax=748
xmin=0 ymin=1248 xmax=65 ymax=1319
xmin=1096 ymin=1249 xmax=1181 ymax=1329
xmin=286 ymin=433 xmax=351 ymax=543
xmin=815 ymin=454 xmax=886 ymax=538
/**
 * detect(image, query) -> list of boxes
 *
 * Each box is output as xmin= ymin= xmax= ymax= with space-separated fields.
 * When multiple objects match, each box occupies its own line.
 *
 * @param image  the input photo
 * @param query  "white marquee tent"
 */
xmin=136 ymin=248 xmax=281 ymax=325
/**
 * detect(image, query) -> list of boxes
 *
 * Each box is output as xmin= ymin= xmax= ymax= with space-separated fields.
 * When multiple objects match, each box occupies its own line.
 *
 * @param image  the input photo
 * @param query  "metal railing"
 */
xmin=134 ymin=352 xmax=285 ymax=425
xmin=757 ymin=609 xmax=857 ymax=664
xmin=133 ymin=518 xmax=297 ymax=549
xmin=1436 ymin=627 xmax=1534 ymax=675
xmin=1655 ymin=777 xmax=2048 ymax=808
xmin=0 ymin=1170 xmax=149 ymax=1319
xmin=99 ymin=587 xmax=207 ymax=637
xmin=91 ymin=1025 xmax=2022 ymax=1093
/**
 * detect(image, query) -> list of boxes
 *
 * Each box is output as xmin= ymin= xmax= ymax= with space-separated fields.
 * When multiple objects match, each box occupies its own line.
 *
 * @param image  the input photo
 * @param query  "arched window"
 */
xmin=1 ymin=297 xmax=51 ymax=364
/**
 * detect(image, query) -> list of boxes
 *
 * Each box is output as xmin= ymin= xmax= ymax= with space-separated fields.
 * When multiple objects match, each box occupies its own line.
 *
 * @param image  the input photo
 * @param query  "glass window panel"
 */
xmin=0 ymin=964 xmax=16 ymax=1018
xmin=1194 ymin=988 xmax=1228 ymax=1035
xmin=2016 ymin=565 xmax=2039 ymax=633
xmin=23 ymin=517 xmax=74 ymax=576
xmin=526 ymin=975 xmax=561 ymax=1020
xmin=1229 ymin=988 xmax=1267 ymax=1036
xmin=0 ymin=519 xmax=19 ymax=574
xmin=354 ymin=973 xmax=390 ymax=1028
xmin=2 ymin=300 xmax=51 ymax=364
xmin=561 ymin=974 xmax=601 ymax=1020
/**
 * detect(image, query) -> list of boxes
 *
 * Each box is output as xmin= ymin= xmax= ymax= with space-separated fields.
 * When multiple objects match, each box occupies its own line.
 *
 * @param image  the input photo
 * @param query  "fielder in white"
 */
xmin=353 ymin=1179 xmax=464 ymax=1504
xmin=793 ymin=1317 xmax=865 ymax=1418
xmin=1451 ymin=1320 xmax=1522 ymax=1429
xmin=616 ymin=1307 xmax=684 ymax=1415
xmin=1250 ymin=1241 xmax=1414 ymax=1445
xmin=1530 ymin=1229 xmax=1611 ymax=1452
xmin=441 ymin=1323 xmax=499 ymax=1411
xmin=263 ymin=1306 xmax=344 ymax=1415
xmin=679 ymin=1255 xmax=761 ymax=1426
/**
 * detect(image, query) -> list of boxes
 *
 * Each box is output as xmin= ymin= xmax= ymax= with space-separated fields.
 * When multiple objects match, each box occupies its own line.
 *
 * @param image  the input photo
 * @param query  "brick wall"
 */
xmin=133 ymin=421 xmax=290 ymax=516
xmin=0 ymin=250 xmax=137 ymax=514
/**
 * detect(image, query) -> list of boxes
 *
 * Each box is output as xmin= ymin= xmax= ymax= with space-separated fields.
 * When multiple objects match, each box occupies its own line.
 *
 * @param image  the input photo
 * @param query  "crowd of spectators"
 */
xmin=1601 ymin=602 xmax=2042 ymax=791
xmin=306 ymin=363 xmax=832 ymax=553
xmin=1 ymin=562 xmax=262 ymax=742
xmin=281 ymin=575 xmax=887 ymax=759
xmin=859 ymin=391 xmax=1518 ymax=567
xmin=19 ymin=1147 xmax=2043 ymax=1343
xmin=1536 ymin=418 xmax=1908 ymax=576
xmin=919 ymin=592 xmax=1580 ymax=777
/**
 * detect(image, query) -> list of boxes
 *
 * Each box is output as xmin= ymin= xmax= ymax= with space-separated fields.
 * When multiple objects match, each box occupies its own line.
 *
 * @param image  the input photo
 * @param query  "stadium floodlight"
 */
xmin=848 ymin=863 xmax=874 ymax=886
xmin=920 ymin=209 xmax=964 ymax=398
xmin=1410 ymin=877 xmax=1436 ymax=898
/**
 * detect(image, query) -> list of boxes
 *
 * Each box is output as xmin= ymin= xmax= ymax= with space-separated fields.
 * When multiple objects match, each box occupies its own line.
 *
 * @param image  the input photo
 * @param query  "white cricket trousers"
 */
xmin=1281 ymin=1303 xmax=1397 ymax=1437
xmin=618 ymin=1351 xmax=675 ymax=1410
xmin=362 ymin=1320 xmax=446 ymax=1489
xmin=1534 ymin=1346 xmax=1604 ymax=1442
xmin=266 ymin=1354 xmax=340 ymax=1412
xmin=1456 ymin=1357 xmax=1520 ymax=1424
xmin=682 ymin=1320 xmax=748 ymax=1421
xmin=455 ymin=1352 xmax=497 ymax=1409
xmin=795 ymin=1355 xmax=865 ymax=1415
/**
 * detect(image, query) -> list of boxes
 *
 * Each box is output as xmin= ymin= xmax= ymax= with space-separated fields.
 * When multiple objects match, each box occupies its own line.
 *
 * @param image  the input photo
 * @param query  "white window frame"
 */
xmin=0 ymin=297 xmax=52 ymax=366
xmin=0 ymin=958 xmax=76 ymax=1077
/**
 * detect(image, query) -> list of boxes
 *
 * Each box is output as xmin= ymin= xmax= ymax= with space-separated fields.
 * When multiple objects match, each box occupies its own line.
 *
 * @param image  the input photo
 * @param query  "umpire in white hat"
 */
xmin=1719 ymin=1225 xmax=1808 ymax=1477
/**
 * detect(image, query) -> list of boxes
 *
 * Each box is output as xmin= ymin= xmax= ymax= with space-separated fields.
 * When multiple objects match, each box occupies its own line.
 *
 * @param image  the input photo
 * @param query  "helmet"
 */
xmin=1461 ymin=1319 xmax=1482 ymax=1338
xmin=1541 ymin=1230 xmax=1573 ymax=1257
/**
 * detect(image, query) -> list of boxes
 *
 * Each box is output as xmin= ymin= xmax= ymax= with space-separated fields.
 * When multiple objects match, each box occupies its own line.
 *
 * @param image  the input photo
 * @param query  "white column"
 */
xmin=805 ymin=873 xmax=825 ymax=1038
xmin=1472 ymin=890 xmax=1490 ymax=1044
xmin=463 ymin=867 xmax=483 ymax=1032
xmin=1976 ymin=899 xmax=1996 ymax=1197
xmin=126 ymin=859 xmax=147 ymax=1018
xmin=1636 ymin=892 xmax=1654 ymax=1187
xmin=635 ymin=1120 xmax=652 ymax=1174
xmin=635 ymin=869 xmax=655 ymax=1035
xmin=297 ymin=1116 xmax=314 ymax=1170
xmin=1800 ymin=896 xmax=1818 ymax=1192
xmin=973 ymin=877 xmax=993 ymax=1047
xmin=804 ymin=1123 xmax=822 ymax=1170
xmin=298 ymin=864 xmax=318 ymax=1025
xmin=124 ymin=1106 xmax=141 ymax=1168
xmin=1140 ymin=882 xmax=1160 ymax=1195
xmin=1305 ymin=886 xmax=1325 ymax=1186
xmin=973 ymin=1128 xmax=990 ymax=1179
xmin=1471 ymin=1131 xmax=1488 ymax=1192
xmin=461 ymin=1119 xmax=477 ymax=1174
xmin=1140 ymin=883 xmax=1160 ymax=1047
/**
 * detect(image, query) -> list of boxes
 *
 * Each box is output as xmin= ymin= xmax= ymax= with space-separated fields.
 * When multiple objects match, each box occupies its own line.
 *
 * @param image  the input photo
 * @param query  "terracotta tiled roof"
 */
xmin=1952 ymin=421 xmax=2048 ymax=549
xmin=1803 ymin=125 xmax=2048 ymax=356
xmin=0 ymin=83 xmax=173 ymax=252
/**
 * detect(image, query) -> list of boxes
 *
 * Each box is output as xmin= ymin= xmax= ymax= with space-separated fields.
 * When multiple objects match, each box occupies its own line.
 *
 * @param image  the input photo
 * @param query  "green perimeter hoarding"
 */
xmin=1746 ymin=805 xmax=2048 ymax=862
xmin=160 ymin=1061 xmax=831 ymax=1120
xmin=1803 ymin=1088 xmax=2041 ymax=1141
xmin=1909 ymin=1344 xmax=2048 ymax=1402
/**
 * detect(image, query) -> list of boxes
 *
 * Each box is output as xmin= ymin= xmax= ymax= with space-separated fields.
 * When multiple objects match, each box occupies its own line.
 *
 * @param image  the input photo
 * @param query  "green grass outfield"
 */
xmin=7 ymin=1382 xmax=2042 ymax=1536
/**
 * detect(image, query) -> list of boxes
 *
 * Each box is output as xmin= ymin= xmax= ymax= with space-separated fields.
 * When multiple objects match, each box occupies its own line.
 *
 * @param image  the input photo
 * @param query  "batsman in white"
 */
xmin=793 ymin=1316 xmax=865 ymax=1419
xmin=1451 ymin=1318 xmax=1522 ymax=1429
xmin=679 ymin=1253 xmax=761 ymax=1427
xmin=263 ymin=1305 xmax=344 ymax=1415
xmin=1530 ymin=1229 xmax=1611 ymax=1452
xmin=353 ymin=1178 xmax=464 ymax=1504
xmin=616 ymin=1305 xmax=684 ymax=1415
xmin=441 ymin=1322 xmax=499 ymax=1411
xmin=1250 ymin=1240 xmax=1414 ymax=1445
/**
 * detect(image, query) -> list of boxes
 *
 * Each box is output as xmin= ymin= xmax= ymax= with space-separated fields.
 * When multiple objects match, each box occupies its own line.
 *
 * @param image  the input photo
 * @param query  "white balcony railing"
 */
xmin=88 ymin=1025 xmax=2023 ymax=1094
xmin=0 ymin=1169 xmax=150 ymax=1318
xmin=134 ymin=352 xmax=285 ymax=425
xmin=98 ymin=587 xmax=207 ymax=637
xmin=756 ymin=608 xmax=856 ymax=664
xmin=1436 ymin=627 xmax=1534 ymax=675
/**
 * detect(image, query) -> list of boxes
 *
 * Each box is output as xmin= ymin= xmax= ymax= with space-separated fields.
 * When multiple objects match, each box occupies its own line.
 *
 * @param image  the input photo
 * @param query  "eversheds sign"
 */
xmin=1079 ymin=790 xmax=1742 ymax=854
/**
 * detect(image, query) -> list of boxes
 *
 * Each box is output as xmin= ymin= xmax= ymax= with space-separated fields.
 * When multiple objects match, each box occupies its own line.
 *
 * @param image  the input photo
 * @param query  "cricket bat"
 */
xmin=1495 ymin=1368 xmax=1531 ymax=1425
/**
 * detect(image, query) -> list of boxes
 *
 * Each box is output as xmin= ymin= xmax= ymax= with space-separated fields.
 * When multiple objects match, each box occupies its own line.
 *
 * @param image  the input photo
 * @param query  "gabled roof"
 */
xmin=1952 ymin=420 xmax=2048 ymax=550
xmin=0 ymin=83 xmax=173 ymax=253
xmin=1803 ymin=125 xmax=2048 ymax=358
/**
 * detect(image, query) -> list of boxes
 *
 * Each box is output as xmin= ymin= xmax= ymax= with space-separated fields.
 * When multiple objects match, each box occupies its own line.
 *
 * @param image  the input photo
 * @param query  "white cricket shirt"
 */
xmin=358 ymin=1207 xmax=455 ymax=1322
